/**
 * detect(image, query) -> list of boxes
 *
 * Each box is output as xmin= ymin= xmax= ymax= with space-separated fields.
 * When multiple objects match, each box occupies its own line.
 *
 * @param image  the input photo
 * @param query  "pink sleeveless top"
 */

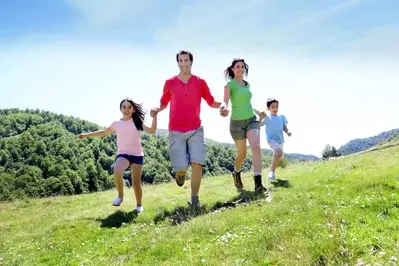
xmin=109 ymin=119 xmax=143 ymax=156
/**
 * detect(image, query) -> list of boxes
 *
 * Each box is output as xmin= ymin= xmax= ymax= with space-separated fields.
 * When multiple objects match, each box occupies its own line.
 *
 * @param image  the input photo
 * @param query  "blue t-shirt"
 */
xmin=262 ymin=115 xmax=288 ymax=144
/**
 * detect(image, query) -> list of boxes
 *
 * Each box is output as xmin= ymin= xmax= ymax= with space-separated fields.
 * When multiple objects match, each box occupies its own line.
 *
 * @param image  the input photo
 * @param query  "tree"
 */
xmin=322 ymin=144 xmax=339 ymax=159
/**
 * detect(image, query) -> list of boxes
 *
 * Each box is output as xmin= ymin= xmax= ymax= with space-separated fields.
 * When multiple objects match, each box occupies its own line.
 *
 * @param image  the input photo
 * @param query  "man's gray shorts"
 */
xmin=168 ymin=126 xmax=206 ymax=172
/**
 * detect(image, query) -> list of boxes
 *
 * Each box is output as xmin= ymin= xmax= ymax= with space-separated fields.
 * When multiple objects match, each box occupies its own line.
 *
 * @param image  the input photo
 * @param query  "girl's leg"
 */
xmin=246 ymin=129 xmax=262 ymax=175
xmin=131 ymin=163 xmax=143 ymax=211
xmin=113 ymin=157 xmax=130 ymax=206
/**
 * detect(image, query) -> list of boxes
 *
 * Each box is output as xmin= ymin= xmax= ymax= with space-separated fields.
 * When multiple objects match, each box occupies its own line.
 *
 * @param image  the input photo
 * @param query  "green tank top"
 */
xmin=227 ymin=79 xmax=255 ymax=120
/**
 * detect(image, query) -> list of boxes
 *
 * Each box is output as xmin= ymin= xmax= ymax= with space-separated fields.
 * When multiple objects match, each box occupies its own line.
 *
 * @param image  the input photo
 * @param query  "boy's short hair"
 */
xmin=267 ymin=98 xmax=279 ymax=108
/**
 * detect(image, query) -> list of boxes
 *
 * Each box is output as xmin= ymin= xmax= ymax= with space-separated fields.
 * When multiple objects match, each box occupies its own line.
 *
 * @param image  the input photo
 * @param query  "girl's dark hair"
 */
xmin=224 ymin=58 xmax=249 ymax=81
xmin=119 ymin=98 xmax=145 ymax=131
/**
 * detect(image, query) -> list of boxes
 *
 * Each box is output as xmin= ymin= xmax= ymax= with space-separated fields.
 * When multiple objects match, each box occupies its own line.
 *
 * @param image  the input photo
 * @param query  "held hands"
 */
xmin=150 ymin=107 xmax=160 ymax=118
xmin=259 ymin=111 xmax=267 ymax=121
xmin=219 ymin=105 xmax=229 ymax=117
xmin=79 ymin=133 xmax=86 ymax=139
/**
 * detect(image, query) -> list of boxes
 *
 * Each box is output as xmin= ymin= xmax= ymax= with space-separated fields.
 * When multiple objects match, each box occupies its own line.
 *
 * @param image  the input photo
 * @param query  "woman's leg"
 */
xmin=247 ymin=128 xmax=262 ymax=175
xmin=130 ymin=163 xmax=143 ymax=210
xmin=234 ymin=139 xmax=247 ymax=172
xmin=113 ymin=156 xmax=130 ymax=206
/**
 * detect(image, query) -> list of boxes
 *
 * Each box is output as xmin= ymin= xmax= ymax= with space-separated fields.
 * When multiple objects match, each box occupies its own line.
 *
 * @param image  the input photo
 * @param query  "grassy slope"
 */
xmin=1 ymin=145 xmax=399 ymax=266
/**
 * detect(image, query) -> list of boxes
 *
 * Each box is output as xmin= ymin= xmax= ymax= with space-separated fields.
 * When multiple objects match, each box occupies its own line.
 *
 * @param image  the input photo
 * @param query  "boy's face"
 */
xmin=267 ymin=102 xmax=279 ymax=115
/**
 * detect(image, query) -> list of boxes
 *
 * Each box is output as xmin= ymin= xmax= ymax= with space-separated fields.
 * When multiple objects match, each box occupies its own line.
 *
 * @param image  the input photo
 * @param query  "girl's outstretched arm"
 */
xmin=79 ymin=127 xmax=114 ymax=139
xmin=143 ymin=115 xmax=157 ymax=134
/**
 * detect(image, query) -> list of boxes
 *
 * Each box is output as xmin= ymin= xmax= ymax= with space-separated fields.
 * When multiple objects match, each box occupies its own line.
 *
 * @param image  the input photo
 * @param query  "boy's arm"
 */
xmin=143 ymin=115 xmax=157 ymax=134
xmin=254 ymin=108 xmax=267 ymax=124
xmin=283 ymin=116 xmax=291 ymax=136
xmin=80 ymin=127 xmax=114 ymax=139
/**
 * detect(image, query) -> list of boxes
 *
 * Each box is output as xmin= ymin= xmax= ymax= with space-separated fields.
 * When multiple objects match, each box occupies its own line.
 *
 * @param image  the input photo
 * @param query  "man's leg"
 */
xmin=168 ymin=131 xmax=189 ymax=186
xmin=187 ymin=127 xmax=206 ymax=206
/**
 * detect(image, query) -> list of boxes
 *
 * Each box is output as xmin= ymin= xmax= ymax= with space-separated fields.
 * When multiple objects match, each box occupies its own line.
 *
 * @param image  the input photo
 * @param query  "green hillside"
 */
xmin=1 ymin=140 xmax=398 ymax=265
xmin=0 ymin=108 xmax=315 ymax=201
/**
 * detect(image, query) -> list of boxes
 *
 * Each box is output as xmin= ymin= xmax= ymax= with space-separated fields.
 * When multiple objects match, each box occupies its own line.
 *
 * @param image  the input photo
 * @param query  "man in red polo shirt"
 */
xmin=151 ymin=50 xmax=228 ymax=207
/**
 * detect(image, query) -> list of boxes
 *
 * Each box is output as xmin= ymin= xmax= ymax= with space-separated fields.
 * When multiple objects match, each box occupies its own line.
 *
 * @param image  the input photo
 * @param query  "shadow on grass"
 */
xmin=154 ymin=189 xmax=271 ymax=226
xmin=95 ymin=210 xmax=139 ymax=228
xmin=271 ymin=178 xmax=292 ymax=188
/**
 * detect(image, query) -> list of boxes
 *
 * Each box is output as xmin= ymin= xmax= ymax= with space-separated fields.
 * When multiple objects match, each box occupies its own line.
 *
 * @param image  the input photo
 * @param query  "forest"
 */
xmin=0 ymin=108 xmax=315 ymax=201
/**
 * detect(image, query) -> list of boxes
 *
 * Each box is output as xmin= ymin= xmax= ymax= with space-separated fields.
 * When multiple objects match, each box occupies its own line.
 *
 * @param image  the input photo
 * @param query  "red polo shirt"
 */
xmin=160 ymin=75 xmax=215 ymax=132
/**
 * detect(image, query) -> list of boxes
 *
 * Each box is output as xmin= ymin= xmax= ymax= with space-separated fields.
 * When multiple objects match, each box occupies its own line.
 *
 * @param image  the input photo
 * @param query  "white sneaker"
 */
xmin=268 ymin=171 xmax=276 ymax=181
xmin=135 ymin=205 xmax=144 ymax=213
xmin=112 ymin=196 xmax=123 ymax=206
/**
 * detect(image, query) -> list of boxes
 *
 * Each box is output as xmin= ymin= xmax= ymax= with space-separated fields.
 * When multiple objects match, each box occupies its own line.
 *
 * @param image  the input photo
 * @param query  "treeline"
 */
xmin=338 ymin=128 xmax=399 ymax=155
xmin=0 ymin=109 xmax=292 ymax=201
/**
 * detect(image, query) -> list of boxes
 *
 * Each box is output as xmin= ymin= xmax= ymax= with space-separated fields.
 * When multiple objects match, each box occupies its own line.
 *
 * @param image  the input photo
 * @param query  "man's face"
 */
xmin=177 ymin=54 xmax=192 ymax=74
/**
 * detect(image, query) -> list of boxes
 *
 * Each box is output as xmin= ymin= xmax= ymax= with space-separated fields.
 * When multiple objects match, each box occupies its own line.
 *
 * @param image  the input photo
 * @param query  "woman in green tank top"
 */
xmin=220 ymin=58 xmax=267 ymax=194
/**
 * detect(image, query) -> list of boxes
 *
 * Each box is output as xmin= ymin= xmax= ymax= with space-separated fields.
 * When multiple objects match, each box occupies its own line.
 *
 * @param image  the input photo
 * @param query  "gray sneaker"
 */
xmin=188 ymin=195 xmax=201 ymax=208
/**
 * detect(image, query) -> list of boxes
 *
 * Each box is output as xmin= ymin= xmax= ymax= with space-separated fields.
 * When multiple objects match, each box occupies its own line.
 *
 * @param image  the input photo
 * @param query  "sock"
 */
xmin=254 ymin=172 xmax=262 ymax=176
xmin=234 ymin=168 xmax=241 ymax=173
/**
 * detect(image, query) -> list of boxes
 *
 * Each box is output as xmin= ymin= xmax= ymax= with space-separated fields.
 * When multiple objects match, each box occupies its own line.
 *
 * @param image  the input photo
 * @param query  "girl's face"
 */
xmin=121 ymin=100 xmax=135 ymax=118
xmin=232 ymin=61 xmax=246 ymax=78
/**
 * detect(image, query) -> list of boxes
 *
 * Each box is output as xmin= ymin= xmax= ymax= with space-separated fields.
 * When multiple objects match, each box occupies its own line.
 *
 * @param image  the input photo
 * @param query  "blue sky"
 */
xmin=0 ymin=0 xmax=398 ymax=156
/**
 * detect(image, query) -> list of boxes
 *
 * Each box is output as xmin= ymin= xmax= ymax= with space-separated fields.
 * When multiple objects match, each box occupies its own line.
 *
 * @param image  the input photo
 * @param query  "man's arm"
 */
xmin=202 ymin=80 xmax=221 ymax=108
xmin=151 ymin=81 xmax=170 ymax=116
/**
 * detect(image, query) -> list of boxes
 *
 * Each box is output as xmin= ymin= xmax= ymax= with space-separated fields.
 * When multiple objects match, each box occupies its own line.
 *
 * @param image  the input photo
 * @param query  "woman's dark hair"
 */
xmin=119 ymin=98 xmax=145 ymax=131
xmin=224 ymin=58 xmax=249 ymax=81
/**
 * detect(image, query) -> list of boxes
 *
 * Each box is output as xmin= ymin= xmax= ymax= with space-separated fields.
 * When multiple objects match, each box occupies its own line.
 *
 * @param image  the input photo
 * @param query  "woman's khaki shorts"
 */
xmin=229 ymin=115 xmax=260 ymax=140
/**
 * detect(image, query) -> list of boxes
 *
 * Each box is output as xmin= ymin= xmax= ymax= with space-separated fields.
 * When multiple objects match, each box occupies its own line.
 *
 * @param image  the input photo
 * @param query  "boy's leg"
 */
xmin=113 ymin=155 xmax=130 ymax=206
xmin=168 ymin=131 xmax=189 ymax=186
xmin=130 ymin=157 xmax=143 ymax=212
xmin=269 ymin=141 xmax=283 ymax=181
xmin=187 ymin=126 xmax=206 ymax=206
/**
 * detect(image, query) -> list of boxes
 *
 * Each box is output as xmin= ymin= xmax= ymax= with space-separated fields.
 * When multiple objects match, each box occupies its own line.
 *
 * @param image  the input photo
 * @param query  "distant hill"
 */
xmin=339 ymin=128 xmax=399 ymax=155
xmin=0 ymin=108 xmax=316 ymax=201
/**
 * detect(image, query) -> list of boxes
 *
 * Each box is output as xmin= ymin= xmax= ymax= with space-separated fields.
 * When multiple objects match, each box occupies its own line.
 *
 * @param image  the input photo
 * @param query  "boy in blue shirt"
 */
xmin=260 ymin=98 xmax=292 ymax=181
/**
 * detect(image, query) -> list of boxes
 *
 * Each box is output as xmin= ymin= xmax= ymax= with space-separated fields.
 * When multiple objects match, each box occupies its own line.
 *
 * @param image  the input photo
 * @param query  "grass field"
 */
xmin=1 ymin=144 xmax=399 ymax=265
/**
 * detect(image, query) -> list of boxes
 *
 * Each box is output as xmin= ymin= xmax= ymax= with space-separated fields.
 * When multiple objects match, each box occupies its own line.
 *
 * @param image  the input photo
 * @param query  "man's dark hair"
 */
xmin=176 ymin=50 xmax=193 ymax=62
xmin=267 ymin=98 xmax=279 ymax=108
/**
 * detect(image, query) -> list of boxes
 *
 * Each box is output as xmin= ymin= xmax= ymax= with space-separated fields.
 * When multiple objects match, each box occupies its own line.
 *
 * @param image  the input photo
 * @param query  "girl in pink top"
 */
xmin=80 ymin=98 xmax=157 ymax=213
